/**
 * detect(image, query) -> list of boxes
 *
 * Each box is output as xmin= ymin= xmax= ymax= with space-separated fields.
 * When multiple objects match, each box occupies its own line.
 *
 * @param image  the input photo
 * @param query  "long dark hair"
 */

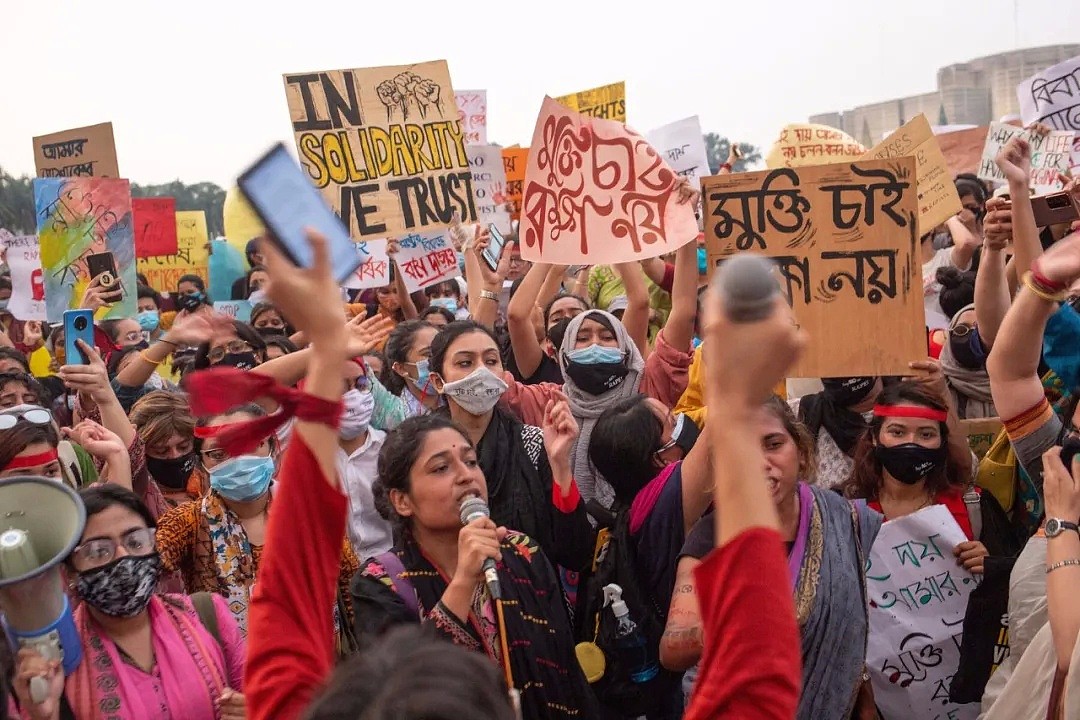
xmin=428 ymin=320 xmax=498 ymax=377
xmin=588 ymin=395 xmax=664 ymax=507
xmin=381 ymin=320 xmax=435 ymax=395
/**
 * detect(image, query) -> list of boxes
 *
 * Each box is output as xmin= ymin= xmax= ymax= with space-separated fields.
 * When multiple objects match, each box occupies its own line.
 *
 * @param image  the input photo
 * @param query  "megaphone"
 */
xmin=0 ymin=476 xmax=86 ymax=701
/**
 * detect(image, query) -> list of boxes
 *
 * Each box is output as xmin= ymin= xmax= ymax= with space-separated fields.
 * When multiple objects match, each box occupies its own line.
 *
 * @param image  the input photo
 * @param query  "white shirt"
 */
xmin=336 ymin=428 xmax=393 ymax=561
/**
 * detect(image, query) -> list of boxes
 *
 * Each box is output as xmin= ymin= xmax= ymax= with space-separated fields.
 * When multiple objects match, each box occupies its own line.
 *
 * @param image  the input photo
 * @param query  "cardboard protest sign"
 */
xmin=1018 ymin=54 xmax=1080 ymax=132
xmin=33 ymin=178 xmax=138 ymax=322
xmin=646 ymin=116 xmax=712 ymax=190
xmin=213 ymin=300 xmax=252 ymax=323
xmin=395 ymin=230 xmax=460 ymax=293
xmin=863 ymin=114 xmax=961 ymax=233
xmin=936 ymin=125 xmax=989 ymax=176
xmin=703 ymin=157 xmax=922 ymax=378
xmin=766 ymin=123 xmax=864 ymax=169
xmin=866 ymin=505 xmax=980 ymax=720
xmin=959 ymin=417 xmax=1003 ymax=460
xmin=136 ymin=210 xmax=209 ymax=293
xmin=283 ymin=60 xmax=473 ymax=240
xmin=342 ymin=239 xmax=391 ymax=290
xmin=977 ymin=122 xmax=1072 ymax=191
xmin=33 ymin=122 xmax=119 ymax=179
xmin=466 ymin=145 xmax=513 ymax=233
xmin=519 ymin=97 xmax=698 ymax=265
xmin=455 ymin=90 xmax=487 ymax=144
xmin=502 ymin=147 xmax=529 ymax=221
xmin=555 ymin=81 xmax=626 ymax=122
xmin=1 ymin=231 xmax=47 ymax=321
xmin=132 ymin=198 xmax=178 ymax=259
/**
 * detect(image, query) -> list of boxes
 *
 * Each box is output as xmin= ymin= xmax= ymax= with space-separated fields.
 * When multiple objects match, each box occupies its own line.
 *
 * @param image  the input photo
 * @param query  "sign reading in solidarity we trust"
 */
xmin=283 ymin=60 xmax=475 ymax=239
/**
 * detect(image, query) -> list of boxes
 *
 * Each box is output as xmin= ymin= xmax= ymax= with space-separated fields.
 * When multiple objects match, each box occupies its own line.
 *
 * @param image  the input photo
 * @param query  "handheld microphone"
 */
xmin=711 ymin=255 xmax=780 ymax=322
xmin=458 ymin=495 xmax=502 ymax=599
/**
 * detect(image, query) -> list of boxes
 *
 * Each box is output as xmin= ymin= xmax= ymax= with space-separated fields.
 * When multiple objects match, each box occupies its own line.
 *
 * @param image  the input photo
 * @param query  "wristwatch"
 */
xmin=1044 ymin=518 xmax=1080 ymax=538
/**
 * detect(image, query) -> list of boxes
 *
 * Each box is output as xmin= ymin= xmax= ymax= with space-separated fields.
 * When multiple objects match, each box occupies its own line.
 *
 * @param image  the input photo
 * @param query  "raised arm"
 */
xmin=660 ymin=556 xmax=703 ymax=671
xmin=60 ymin=341 xmax=135 ymax=449
xmin=506 ymin=261 xmax=551 ymax=380
xmin=612 ymin=262 xmax=650 ymax=358
xmin=947 ymin=215 xmax=979 ymax=271
xmin=465 ymin=226 xmax=512 ymax=331
xmin=998 ymin=136 xmax=1041 ymax=284
xmin=1040 ymin=447 xmax=1080 ymax=673
xmin=974 ymin=197 xmax=1013 ymax=350
xmin=115 ymin=309 xmax=227 ymax=389
xmin=387 ymin=239 xmax=419 ymax=321
xmin=661 ymin=241 xmax=699 ymax=353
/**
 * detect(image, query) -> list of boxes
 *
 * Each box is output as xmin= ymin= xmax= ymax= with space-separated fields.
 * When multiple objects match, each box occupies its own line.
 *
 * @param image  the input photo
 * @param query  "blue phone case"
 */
xmin=63 ymin=309 xmax=95 ymax=365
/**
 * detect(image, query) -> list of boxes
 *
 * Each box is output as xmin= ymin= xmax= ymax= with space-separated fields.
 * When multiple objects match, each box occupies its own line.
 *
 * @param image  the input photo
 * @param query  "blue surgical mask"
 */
xmin=697 ymin=247 xmax=708 ymax=275
xmin=566 ymin=343 xmax=623 ymax=366
xmin=209 ymin=455 xmax=274 ymax=502
xmin=0 ymin=300 xmax=9 ymax=311
xmin=407 ymin=359 xmax=431 ymax=391
xmin=430 ymin=297 xmax=458 ymax=314
xmin=136 ymin=310 xmax=160 ymax=332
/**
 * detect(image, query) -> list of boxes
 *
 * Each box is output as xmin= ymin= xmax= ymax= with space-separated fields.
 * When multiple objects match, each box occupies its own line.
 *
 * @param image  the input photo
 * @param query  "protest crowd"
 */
xmin=2 ymin=52 xmax=1080 ymax=720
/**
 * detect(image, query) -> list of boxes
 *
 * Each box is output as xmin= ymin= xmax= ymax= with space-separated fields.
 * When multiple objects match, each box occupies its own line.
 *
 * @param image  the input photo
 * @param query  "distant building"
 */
xmin=810 ymin=44 xmax=1080 ymax=147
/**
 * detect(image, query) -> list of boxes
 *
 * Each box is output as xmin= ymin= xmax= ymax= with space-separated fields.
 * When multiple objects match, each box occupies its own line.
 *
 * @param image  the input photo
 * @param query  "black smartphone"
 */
xmin=237 ymin=143 xmax=362 ymax=283
xmin=1061 ymin=436 xmax=1080 ymax=470
xmin=483 ymin=224 xmax=508 ymax=272
xmin=85 ymin=251 xmax=123 ymax=302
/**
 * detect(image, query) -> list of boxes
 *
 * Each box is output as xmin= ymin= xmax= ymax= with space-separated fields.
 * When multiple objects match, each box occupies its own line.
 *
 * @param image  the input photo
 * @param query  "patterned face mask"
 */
xmin=76 ymin=554 xmax=162 ymax=617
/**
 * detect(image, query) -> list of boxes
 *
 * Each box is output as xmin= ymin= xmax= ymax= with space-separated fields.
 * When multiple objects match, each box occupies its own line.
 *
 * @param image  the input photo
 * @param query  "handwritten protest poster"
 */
xmin=466 ymin=145 xmax=513 ymax=233
xmin=502 ymin=147 xmax=529 ymax=221
xmin=1 ymin=232 xmax=47 ymax=321
xmin=977 ymin=121 xmax=1072 ymax=190
xmin=863 ymin=114 xmax=962 ymax=233
xmin=342 ymin=239 xmax=391 ymax=290
xmin=132 ymin=198 xmax=178 ymax=259
xmin=33 ymin=122 xmax=119 ymax=178
xmin=1018 ymin=54 xmax=1080 ymax=132
xmin=702 ymin=158 xmax=923 ymax=378
xmin=136 ymin=210 xmax=209 ymax=293
xmin=866 ymin=505 xmax=980 ymax=720
xmin=555 ymin=81 xmax=626 ymax=122
xmin=283 ymin=60 xmax=473 ymax=239
xmin=33 ymin=178 xmax=137 ymax=322
xmin=766 ymin=123 xmax=864 ymax=169
xmin=646 ymin=116 xmax=712 ymax=190
xmin=519 ymin=97 xmax=698 ymax=265
xmin=213 ymin=300 xmax=252 ymax=323
xmin=395 ymin=230 xmax=460 ymax=293
xmin=959 ymin=417 xmax=1003 ymax=460
xmin=455 ymin=90 xmax=487 ymax=145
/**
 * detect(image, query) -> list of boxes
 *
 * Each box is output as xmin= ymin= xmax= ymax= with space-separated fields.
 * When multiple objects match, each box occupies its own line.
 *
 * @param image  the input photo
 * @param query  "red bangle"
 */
xmin=719 ymin=162 xmax=733 ymax=172
xmin=1031 ymin=261 xmax=1067 ymax=292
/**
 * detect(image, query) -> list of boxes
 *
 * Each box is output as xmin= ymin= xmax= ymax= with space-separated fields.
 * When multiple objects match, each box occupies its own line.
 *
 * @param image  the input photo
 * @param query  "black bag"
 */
xmin=948 ymin=555 xmax=1015 ymax=703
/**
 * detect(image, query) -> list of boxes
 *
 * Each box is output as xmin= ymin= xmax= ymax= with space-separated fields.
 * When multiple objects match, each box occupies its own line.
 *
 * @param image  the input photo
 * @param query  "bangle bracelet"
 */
xmin=139 ymin=350 xmax=163 ymax=366
xmin=1031 ymin=261 xmax=1068 ymax=292
xmin=158 ymin=338 xmax=178 ymax=348
xmin=1046 ymin=558 xmax=1080 ymax=574
xmin=480 ymin=290 xmax=498 ymax=302
xmin=1022 ymin=271 xmax=1066 ymax=304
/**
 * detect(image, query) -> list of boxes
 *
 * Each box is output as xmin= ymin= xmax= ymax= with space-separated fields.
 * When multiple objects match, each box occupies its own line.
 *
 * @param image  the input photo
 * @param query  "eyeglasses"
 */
xmin=120 ymin=331 xmax=143 ymax=343
xmin=950 ymin=323 xmax=976 ymax=338
xmin=208 ymin=340 xmax=253 ymax=363
xmin=0 ymin=406 xmax=52 ymax=430
xmin=72 ymin=527 xmax=156 ymax=569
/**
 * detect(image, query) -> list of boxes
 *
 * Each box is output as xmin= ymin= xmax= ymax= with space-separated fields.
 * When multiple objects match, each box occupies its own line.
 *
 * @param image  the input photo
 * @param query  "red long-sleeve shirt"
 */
xmin=684 ymin=527 xmax=801 ymax=720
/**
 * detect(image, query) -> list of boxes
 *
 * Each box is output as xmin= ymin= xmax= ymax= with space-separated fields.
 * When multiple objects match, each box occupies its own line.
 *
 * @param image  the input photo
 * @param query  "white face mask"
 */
xmin=339 ymin=389 xmax=374 ymax=440
xmin=440 ymin=367 xmax=508 ymax=416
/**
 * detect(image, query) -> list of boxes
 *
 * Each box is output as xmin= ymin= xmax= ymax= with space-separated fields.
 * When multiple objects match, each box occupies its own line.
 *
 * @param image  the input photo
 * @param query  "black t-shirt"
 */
xmin=506 ymin=349 xmax=564 ymax=385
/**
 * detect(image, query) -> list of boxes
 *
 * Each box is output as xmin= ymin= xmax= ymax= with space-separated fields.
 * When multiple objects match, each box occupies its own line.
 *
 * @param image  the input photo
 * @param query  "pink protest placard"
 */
xmin=519 ymin=96 xmax=698 ymax=265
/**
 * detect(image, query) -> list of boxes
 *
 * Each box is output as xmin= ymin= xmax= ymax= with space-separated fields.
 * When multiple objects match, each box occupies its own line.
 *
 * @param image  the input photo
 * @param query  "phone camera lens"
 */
xmin=74 ymin=317 xmax=87 ymax=330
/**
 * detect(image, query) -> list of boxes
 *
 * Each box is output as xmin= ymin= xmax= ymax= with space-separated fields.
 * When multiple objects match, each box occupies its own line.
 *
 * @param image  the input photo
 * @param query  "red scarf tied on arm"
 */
xmin=183 ymin=368 xmax=342 ymax=455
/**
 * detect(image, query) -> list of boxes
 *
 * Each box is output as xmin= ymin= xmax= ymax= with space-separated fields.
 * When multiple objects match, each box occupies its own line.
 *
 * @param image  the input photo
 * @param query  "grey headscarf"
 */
xmin=558 ymin=309 xmax=646 ymax=509
xmin=939 ymin=303 xmax=996 ymax=419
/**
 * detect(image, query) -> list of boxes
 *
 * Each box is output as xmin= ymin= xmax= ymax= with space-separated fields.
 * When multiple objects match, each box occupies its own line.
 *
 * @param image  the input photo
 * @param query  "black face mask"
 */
xmin=671 ymin=413 xmax=700 ymax=456
xmin=217 ymin=352 xmax=258 ymax=371
xmin=564 ymin=361 xmax=628 ymax=396
xmin=177 ymin=293 xmax=203 ymax=313
xmin=949 ymin=329 xmax=985 ymax=370
xmin=874 ymin=443 xmax=947 ymax=485
xmin=822 ymin=377 xmax=876 ymax=407
xmin=146 ymin=452 xmax=197 ymax=490
xmin=255 ymin=326 xmax=286 ymax=338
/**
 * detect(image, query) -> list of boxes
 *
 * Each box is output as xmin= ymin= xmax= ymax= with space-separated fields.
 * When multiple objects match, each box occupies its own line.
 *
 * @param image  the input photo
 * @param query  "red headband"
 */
xmin=873 ymin=404 xmax=948 ymax=422
xmin=183 ymin=368 xmax=342 ymax=455
xmin=3 ymin=448 xmax=59 ymax=471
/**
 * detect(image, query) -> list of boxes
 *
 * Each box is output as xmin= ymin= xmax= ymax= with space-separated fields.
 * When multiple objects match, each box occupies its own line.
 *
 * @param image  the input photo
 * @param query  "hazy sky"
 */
xmin=2 ymin=0 xmax=1077 ymax=187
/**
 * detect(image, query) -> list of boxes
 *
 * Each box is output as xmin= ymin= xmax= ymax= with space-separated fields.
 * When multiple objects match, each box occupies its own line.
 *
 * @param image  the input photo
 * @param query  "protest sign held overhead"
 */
xmin=342 ymin=239 xmax=391 ymax=290
xmin=519 ymin=97 xmax=698 ymax=266
xmin=394 ymin=230 xmax=460 ymax=293
xmin=213 ymin=300 xmax=253 ymax=323
xmin=502 ymin=147 xmax=529 ymax=221
xmin=283 ymin=60 xmax=474 ymax=239
xmin=466 ymin=144 xmax=512 ymax=233
xmin=555 ymin=81 xmax=626 ymax=123
xmin=455 ymin=90 xmax=487 ymax=144
xmin=863 ymin=114 xmax=961 ymax=233
xmin=646 ymin=116 xmax=712 ymax=190
xmin=137 ymin=210 xmax=209 ymax=293
xmin=34 ymin=177 xmax=138 ymax=322
xmin=132 ymin=197 xmax=178 ymax=258
xmin=977 ymin=121 xmax=1072 ymax=190
xmin=1 ymin=231 xmax=47 ymax=322
xmin=1018 ymin=54 xmax=1080 ymax=132
xmin=703 ymin=157 xmax=922 ymax=378
xmin=33 ymin=122 xmax=120 ymax=178
xmin=766 ymin=123 xmax=864 ymax=169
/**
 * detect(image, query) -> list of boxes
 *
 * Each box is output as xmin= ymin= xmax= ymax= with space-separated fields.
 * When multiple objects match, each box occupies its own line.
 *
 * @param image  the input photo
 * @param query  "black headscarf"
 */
xmin=797 ymin=377 xmax=877 ymax=456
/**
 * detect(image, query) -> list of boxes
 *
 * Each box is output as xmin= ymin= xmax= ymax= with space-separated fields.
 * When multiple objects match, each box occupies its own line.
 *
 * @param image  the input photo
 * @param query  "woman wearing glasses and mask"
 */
xmin=9 ymin=485 xmax=247 ymax=720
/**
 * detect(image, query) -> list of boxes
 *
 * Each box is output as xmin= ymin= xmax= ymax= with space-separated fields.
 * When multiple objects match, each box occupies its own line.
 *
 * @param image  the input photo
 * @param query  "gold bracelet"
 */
xmin=1022 ymin=271 xmax=1066 ymax=304
xmin=479 ymin=290 xmax=498 ymax=302
xmin=139 ymin=350 xmax=163 ymax=366
xmin=1046 ymin=558 xmax=1080 ymax=574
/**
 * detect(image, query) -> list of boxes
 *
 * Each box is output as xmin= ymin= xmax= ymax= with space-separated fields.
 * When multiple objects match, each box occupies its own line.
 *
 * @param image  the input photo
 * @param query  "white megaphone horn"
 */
xmin=0 ymin=476 xmax=86 ymax=702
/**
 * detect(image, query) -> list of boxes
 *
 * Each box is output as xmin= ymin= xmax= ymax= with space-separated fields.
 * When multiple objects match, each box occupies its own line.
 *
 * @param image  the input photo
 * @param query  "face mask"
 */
xmin=147 ymin=452 xmax=197 ymax=490
xmin=696 ymin=247 xmax=708 ymax=275
xmin=256 ymin=325 xmax=285 ymax=338
xmin=218 ymin=352 xmax=258 ymax=370
xmin=339 ymin=389 xmax=375 ymax=440
xmin=430 ymin=297 xmax=458 ymax=314
xmin=440 ymin=367 xmax=508 ymax=415
xmin=136 ymin=310 xmax=160 ymax=332
xmin=949 ymin=328 xmax=986 ymax=370
xmin=248 ymin=289 xmax=268 ymax=304
xmin=177 ymin=292 xmax=204 ymax=313
xmin=406 ymin=359 xmax=431 ymax=392
xmin=671 ymin=413 xmax=700 ymax=455
xmin=564 ymin=344 xmax=628 ymax=396
xmin=210 ymin=454 xmax=275 ymax=502
xmin=76 ymin=554 xmax=162 ymax=617
xmin=566 ymin=343 xmax=623 ymax=366
xmin=822 ymin=377 xmax=876 ymax=407
xmin=874 ymin=443 xmax=947 ymax=485
xmin=0 ymin=300 xmax=10 ymax=311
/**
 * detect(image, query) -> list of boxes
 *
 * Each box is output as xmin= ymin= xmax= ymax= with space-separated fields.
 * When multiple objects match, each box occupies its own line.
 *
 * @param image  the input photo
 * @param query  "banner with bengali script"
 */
xmin=136 ymin=210 xmax=209 ymax=294
xmin=646 ymin=116 xmax=712 ymax=190
xmin=342 ymin=239 xmax=391 ymax=290
xmin=395 ymin=230 xmax=460 ymax=293
xmin=455 ymin=89 xmax=487 ymax=144
xmin=1017 ymin=54 xmax=1080 ymax=133
xmin=766 ymin=123 xmax=864 ymax=169
xmin=33 ymin=122 xmax=119 ymax=178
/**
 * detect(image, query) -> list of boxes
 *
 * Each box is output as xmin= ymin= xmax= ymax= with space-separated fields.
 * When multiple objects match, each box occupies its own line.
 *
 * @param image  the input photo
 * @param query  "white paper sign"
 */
xmin=866 ymin=505 xmax=980 ymax=720
xmin=646 ymin=116 xmax=712 ymax=190
xmin=2 ymin=232 xmax=47 ymax=321
xmin=455 ymin=89 xmax=488 ymax=145
xmin=395 ymin=230 xmax=461 ymax=293
xmin=465 ymin=145 xmax=513 ymax=234
xmin=343 ymin=239 xmax=391 ymax=290
xmin=213 ymin=300 xmax=252 ymax=323
xmin=1017 ymin=54 xmax=1080 ymax=132
xmin=977 ymin=121 xmax=1072 ymax=191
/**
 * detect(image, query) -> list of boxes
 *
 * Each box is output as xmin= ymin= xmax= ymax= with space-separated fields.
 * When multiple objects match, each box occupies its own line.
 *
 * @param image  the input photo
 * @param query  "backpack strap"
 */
xmin=585 ymin=499 xmax=617 ymax=528
xmin=963 ymin=482 xmax=983 ymax=541
xmin=191 ymin=591 xmax=222 ymax=649
xmin=377 ymin=551 xmax=419 ymax=617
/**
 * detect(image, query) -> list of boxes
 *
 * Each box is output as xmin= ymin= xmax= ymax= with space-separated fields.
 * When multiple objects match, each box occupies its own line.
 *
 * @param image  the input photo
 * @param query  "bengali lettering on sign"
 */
xmin=283 ymin=60 xmax=474 ymax=239
xmin=555 ymin=81 xmax=626 ymax=122
xmin=766 ymin=123 xmax=865 ymax=169
xmin=395 ymin=230 xmax=461 ymax=293
xmin=646 ymin=116 xmax=712 ymax=190
xmin=455 ymin=90 xmax=488 ymax=145
xmin=866 ymin=505 xmax=980 ymax=720
xmin=1 ymin=231 xmax=47 ymax=321
xmin=132 ymin=197 xmax=178 ymax=258
xmin=502 ymin=147 xmax=529 ymax=221
xmin=33 ymin=122 xmax=120 ymax=178
xmin=977 ymin=121 xmax=1072 ymax=191
xmin=136 ymin=210 xmax=209 ymax=294
xmin=342 ymin=239 xmax=391 ymax=290
xmin=1018 ymin=54 xmax=1080 ymax=132
xmin=703 ymin=157 xmax=923 ymax=378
